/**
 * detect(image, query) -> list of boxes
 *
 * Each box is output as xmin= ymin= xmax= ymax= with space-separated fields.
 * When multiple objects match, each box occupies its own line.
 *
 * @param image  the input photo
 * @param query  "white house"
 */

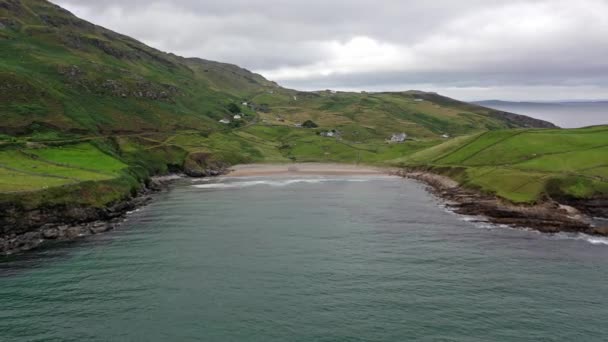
xmin=233 ymin=114 xmax=242 ymax=120
xmin=242 ymin=102 xmax=248 ymax=106
xmin=442 ymin=134 xmax=450 ymax=138
xmin=219 ymin=119 xmax=230 ymax=124
xmin=321 ymin=130 xmax=340 ymax=138
xmin=389 ymin=133 xmax=407 ymax=143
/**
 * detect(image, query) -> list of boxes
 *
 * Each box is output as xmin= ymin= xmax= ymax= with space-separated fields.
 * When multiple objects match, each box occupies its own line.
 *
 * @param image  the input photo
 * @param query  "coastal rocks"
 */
xmin=41 ymin=226 xmax=60 ymax=239
xmin=557 ymin=197 xmax=608 ymax=218
xmin=0 ymin=179 xmax=161 ymax=256
xmin=400 ymin=170 xmax=606 ymax=237
xmin=0 ymin=170 xmax=222 ymax=256
xmin=183 ymin=152 xmax=230 ymax=178
xmin=0 ymin=174 xmax=201 ymax=256
xmin=592 ymin=226 xmax=608 ymax=235
xmin=0 ymin=211 xmax=112 ymax=255
xmin=0 ymin=221 xmax=118 ymax=255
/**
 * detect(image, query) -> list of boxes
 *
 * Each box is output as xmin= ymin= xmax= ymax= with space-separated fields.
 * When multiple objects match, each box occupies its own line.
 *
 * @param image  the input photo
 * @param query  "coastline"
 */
xmin=0 ymin=163 xmax=391 ymax=256
xmin=3 ymin=162 xmax=605 ymax=256
xmin=0 ymin=175 xmax=179 ymax=256
xmin=400 ymin=170 xmax=608 ymax=236
xmin=227 ymin=163 xmax=392 ymax=177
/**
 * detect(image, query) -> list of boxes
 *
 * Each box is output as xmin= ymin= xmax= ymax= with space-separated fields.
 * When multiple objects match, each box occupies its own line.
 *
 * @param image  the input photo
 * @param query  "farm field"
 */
xmin=396 ymin=126 xmax=608 ymax=203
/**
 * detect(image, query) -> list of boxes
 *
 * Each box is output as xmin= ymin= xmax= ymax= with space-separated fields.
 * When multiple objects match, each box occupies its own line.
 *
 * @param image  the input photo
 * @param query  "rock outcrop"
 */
xmin=399 ymin=170 xmax=607 ymax=236
xmin=0 ymin=178 xmax=167 ymax=255
xmin=182 ymin=152 xmax=230 ymax=177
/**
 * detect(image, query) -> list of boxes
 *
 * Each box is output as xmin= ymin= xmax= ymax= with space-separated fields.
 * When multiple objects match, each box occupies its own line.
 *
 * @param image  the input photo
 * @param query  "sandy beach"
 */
xmin=227 ymin=163 xmax=393 ymax=177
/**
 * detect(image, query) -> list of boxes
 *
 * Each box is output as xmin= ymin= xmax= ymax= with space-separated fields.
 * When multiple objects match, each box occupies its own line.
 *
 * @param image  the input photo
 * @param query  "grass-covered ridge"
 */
xmin=397 ymin=126 xmax=608 ymax=203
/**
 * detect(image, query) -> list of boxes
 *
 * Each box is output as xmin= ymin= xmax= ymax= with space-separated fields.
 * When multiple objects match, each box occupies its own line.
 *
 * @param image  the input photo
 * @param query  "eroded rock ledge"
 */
xmin=0 ymin=181 xmax=161 ymax=256
xmin=399 ymin=170 xmax=608 ymax=236
xmin=1 ymin=158 xmax=231 ymax=256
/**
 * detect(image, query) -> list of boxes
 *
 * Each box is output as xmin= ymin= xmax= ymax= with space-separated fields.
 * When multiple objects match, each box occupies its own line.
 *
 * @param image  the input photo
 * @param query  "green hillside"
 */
xmin=0 ymin=0 xmax=553 ymax=136
xmin=397 ymin=126 xmax=608 ymax=203
xmin=1 ymin=0 xmax=589 ymax=214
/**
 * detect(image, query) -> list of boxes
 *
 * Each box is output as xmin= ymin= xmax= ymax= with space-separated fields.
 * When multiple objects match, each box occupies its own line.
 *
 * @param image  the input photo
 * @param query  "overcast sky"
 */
xmin=54 ymin=0 xmax=608 ymax=101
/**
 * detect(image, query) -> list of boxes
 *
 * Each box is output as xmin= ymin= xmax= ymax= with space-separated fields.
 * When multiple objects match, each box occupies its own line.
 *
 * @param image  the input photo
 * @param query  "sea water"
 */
xmin=2 ymin=176 xmax=608 ymax=341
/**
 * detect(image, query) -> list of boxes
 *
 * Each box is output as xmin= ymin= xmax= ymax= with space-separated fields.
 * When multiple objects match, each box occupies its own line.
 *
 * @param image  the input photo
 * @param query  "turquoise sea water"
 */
xmin=2 ymin=176 xmax=608 ymax=341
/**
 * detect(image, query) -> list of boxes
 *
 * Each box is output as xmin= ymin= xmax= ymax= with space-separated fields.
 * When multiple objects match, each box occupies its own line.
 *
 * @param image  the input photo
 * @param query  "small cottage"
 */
xmin=219 ymin=119 xmax=230 ymax=124
xmin=233 ymin=114 xmax=242 ymax=120
xmin=389 ymin=133 xmax=407 ymax=143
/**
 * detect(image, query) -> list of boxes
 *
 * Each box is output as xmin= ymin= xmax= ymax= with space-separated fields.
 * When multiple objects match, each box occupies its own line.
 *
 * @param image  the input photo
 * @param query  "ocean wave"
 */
xmin=449 ymin=209 xmax=608 ymax=246
xmin=192 ymin=177 xmax=379 ymax=189
xmin=191 ymin=178 xmax=215 ymax=182
xmin=550 ymin=232 xmax=608 ymax=246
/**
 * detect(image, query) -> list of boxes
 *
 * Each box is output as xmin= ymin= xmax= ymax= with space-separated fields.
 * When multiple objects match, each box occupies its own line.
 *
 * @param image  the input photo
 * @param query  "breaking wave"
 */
xmin=443 ymin=205 xmax=608 ymax=246
xmin=467 ymin=218 xmax=608 ymax=246
xmin=192 ymin=176 xmax=391 ymax=189
xmin=550 ymin=233 xmax=608 ymax=246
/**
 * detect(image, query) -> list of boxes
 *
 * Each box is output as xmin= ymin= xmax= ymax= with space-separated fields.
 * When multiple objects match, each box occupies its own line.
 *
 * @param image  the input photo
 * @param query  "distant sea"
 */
xmin=474 ymin=100 xmax=608 ymax=128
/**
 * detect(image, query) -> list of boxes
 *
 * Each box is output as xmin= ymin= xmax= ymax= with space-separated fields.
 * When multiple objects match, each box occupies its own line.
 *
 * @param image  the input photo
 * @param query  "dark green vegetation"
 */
xmin=302 ymin=120 xmax=318 ymax=128
xmin=1 ymin=0 xmax=603 ymax=217
xmin=397 ymin=126 xmax=608 ymax=203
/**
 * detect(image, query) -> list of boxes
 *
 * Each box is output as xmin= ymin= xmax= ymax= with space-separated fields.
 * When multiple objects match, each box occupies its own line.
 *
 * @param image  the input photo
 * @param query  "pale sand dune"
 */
xmin=227 ymin=163 xmax=394 ymax=177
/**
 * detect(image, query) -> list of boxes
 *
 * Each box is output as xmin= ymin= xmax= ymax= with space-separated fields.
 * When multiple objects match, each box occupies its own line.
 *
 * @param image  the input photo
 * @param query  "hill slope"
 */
xmin=397 ymin=126 xmax=608 ymax=204
xmin=1 ymin=0 xmax=553 ymax=139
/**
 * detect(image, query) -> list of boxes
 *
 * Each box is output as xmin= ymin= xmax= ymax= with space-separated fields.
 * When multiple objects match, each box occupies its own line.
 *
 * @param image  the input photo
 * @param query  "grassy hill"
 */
xmin=2 ymin=0 xmax=591 ymax=216
xmin=396 ymin=126 xmax=608 ymax=203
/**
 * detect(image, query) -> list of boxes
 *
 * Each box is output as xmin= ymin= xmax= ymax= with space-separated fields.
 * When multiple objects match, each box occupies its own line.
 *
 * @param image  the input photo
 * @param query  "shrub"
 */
xmin=302 ymin=120 xmax=318 ymax=128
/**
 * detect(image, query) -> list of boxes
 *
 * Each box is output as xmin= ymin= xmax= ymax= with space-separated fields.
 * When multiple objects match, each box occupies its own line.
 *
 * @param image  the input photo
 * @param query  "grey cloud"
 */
xmin=53 ymin=0 xmax=608 ymax=101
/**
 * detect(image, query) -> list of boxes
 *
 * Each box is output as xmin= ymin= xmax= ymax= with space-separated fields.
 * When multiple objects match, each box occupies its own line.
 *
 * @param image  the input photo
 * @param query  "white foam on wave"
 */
xmin=443 ymin=206 xmax=608 ymax=247
xmin=550 ymin=232 xmax=608 ymax=246
xmin=459 ymin=215 xmax=488 ymax=223
xmin=192 ymin=177 xmax=387 ymax=189
xmin=191 ymin=177 xmax=215 ymax=182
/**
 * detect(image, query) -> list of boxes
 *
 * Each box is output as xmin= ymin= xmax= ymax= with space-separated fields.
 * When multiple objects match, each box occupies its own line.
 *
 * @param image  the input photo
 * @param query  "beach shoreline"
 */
xmin=227 ymin=163 xmax=394 ymax=177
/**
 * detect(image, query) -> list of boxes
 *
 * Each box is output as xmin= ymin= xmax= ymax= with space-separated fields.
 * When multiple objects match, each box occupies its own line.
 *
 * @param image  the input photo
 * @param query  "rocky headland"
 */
xmin=400 ymin=170 xmax=608 ymax=236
